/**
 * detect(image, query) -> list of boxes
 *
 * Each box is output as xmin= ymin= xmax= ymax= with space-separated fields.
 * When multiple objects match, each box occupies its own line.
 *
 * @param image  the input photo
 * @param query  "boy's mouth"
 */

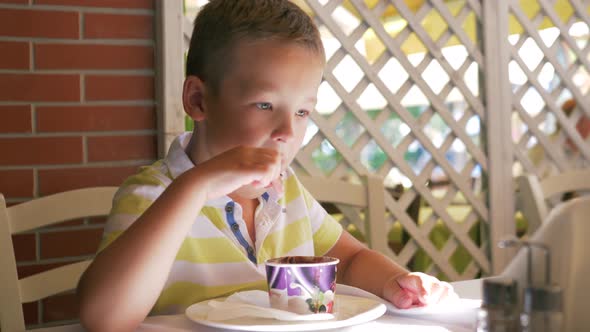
xmin=265 ymin=171 xmax=285 ymax=193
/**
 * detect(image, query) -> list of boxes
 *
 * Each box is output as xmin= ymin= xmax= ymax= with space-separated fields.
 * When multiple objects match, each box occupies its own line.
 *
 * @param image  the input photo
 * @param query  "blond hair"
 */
xmin=186 ymin=0 xmax=325 ymax=94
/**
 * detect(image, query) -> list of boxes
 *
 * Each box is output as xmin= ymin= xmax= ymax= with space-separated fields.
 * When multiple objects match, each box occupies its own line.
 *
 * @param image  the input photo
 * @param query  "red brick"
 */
xmin=42 ymin=292 xmax=78 ymax=323
xmin=84 ymin=13 xmax=153 ymax=39
xmin=35 ymin=44 xmax=154 ymax=70
xmin=40 ymin=228 xmax=103 ymax=259
xmin=0 ymin=105 xmax=31 ymax=133
xmin=0 ymin=41 xmax=29 ymax=70
xmin=12 ymin=233 xmax=36 ymax=261
xmin=0 ymin=169 xmax=34 ymax=197
xmin=38 ymin=166 xmax=138 ymax=195
xmin=0 ymin=9 xmax=78 ymax=39
xmin=17 ymin=261 xmax=77 ymax=278
xmin=0 ymin=0 xmax=29 ymax=4
xmin=23 ymin=302 xmax=38 ymax=326
xmin=89 ymin=216 xmax=107 ymax=224
xmin=85 ymin=75 xmax=153 ymax=101
xmin=35 ymin=0 xmax=153 ymax=9
xmin=0 ymin=74 xmax=79 ymax=102
xmin=0 ymin=137 xmax=83 ymax=166
xmin=37 ymin=105 xmax=156 ymax=132
xmin=43 ymin=218 xmax=85 ymax=229
xmin=87 ymin=135 xmax=156 ymax=162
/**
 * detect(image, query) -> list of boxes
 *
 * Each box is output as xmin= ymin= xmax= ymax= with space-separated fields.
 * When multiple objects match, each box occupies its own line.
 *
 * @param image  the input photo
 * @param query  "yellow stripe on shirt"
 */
xmin=152 ymin=279 xmax=268 ymax=314
xmin=110 ymin=193 xmax=155 ymax=216
xmin=261 ymin=216 xmax=313 ymax=258
xmin=175 ymin=237 xmax=246 ymax=263
xmin=313 ymin=214 xmax=343 ymax=256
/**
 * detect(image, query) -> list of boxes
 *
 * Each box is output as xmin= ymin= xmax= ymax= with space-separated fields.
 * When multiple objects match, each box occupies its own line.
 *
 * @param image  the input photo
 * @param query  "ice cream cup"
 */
xmin=265 ymin=256 xmax=339 ymax=314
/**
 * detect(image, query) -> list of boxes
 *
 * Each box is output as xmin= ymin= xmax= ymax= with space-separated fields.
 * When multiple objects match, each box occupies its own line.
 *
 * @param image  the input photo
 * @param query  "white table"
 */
xmin=37 ymin=279 xmax=483 ymax=332
xmin=44 ymin=196 xmax=590 ymax=332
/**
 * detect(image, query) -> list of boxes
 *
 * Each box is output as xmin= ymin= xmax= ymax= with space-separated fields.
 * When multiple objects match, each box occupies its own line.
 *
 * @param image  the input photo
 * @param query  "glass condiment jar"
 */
xmin=476 ymin=278 xmax=519 ymax=332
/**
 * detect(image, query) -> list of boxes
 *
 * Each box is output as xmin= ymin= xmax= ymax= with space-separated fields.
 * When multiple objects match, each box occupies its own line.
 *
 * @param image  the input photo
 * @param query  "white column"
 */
xmin=155 ymin=0 xmax=185 ymax=158
xmin=482 ymin=0 xmax=517 ymax=274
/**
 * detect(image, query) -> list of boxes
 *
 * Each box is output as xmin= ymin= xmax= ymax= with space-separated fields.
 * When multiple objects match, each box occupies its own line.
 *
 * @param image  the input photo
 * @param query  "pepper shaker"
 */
xmin=476 ymin=278 xmax=519 ymax=332
xmin=518 ymin=243 xmax=563 ymax=332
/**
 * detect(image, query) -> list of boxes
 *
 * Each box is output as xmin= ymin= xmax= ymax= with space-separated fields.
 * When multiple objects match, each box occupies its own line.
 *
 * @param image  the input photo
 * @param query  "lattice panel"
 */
xmin=509 ymin=0 xmax=590 ymax=182
xmin=292 ymin=0 xmax=490 ymax=280
xmin=181 ymin=0 xmax=590 ymax=280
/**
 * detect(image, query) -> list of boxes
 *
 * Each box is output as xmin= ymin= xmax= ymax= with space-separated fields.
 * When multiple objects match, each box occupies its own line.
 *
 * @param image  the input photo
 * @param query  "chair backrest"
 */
xmin=0 ymin=187 xmax=118 ymax=332
xmin=297 ymin=174 xmax=391 ymax=258
xmin=502 ymin=196 xmax=590 ymax=331
xmin=518 ymin=169 xmax=590 ymax=235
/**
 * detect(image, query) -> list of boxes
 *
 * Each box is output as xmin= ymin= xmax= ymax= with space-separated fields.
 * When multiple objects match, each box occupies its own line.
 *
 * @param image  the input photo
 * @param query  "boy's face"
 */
xmin=190 ymin=39 xmax=325 ymax=198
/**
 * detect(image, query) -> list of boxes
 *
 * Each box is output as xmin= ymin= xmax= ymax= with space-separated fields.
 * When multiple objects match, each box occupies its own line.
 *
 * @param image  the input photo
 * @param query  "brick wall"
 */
xmin=0 ymin=0 xmax=157 ymax=328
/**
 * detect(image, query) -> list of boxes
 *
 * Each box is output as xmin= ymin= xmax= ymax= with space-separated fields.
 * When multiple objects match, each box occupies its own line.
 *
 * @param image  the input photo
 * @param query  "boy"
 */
xmin=77 ymin=1 xmax=456 ymax=331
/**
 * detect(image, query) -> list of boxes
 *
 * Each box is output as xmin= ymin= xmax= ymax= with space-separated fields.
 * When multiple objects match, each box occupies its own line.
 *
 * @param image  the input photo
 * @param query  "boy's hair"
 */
xmin=186 ymin=0 xmax=325 ymax=94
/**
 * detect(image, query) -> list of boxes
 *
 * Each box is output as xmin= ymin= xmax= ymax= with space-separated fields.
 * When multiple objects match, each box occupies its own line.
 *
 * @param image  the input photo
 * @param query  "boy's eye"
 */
xmin=256 ymin=102 xmax=272 ymax=110
xmin=296 ymin=110 xmax=310 ymax=117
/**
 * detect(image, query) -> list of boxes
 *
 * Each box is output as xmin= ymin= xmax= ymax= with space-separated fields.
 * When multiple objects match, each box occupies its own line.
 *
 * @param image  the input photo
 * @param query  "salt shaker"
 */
xmin=519 ymin=285 xmax=563 ymax=332
xmin=497 ymin=237 xmax=564 ymax=332
xmin=476 ymin=278 xmax=519 ymax=332
xmin=518 ymin=243 xmax=563 ymax=332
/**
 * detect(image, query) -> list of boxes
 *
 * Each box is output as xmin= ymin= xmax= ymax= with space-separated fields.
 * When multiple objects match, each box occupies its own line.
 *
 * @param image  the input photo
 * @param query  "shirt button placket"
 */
xmin=225 ymin=204 xmax=233 ymax=213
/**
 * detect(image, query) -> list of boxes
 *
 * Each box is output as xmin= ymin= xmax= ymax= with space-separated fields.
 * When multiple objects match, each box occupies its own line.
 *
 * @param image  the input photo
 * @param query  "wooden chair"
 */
xmin=517 ymin=169 xmax=590 ymax=235
xmin=502 ymin=196 xmax=590 ymax=330
xmin=0 ymin=187 xmax=118 ymax=332
xmin=297 ymin=174 xmax=392 ymax=258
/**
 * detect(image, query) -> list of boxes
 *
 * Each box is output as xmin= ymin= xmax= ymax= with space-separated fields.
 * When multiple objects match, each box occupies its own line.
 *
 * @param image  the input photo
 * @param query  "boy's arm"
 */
xmin=77 ymin=146 xmax=282 ymax=332
xmin=326 ymin=231 xmax=408 ymax=299
xmin=326 ymin=231 xmax=455 ymax=308
xmin=77 ymin=167 xmax=209 ymax=332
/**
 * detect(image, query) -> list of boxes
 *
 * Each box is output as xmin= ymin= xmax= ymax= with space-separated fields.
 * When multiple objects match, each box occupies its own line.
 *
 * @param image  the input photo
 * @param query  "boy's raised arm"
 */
xmin=77 ymin=166 xmax=210 ymax=332
xmin=76 ymin=146 xmax=282 ymax=332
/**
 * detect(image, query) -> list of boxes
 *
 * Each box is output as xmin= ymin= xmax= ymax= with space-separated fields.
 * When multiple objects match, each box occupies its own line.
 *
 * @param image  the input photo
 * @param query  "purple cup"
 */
xmin=265 ymin=256 xmax=339 ymax=314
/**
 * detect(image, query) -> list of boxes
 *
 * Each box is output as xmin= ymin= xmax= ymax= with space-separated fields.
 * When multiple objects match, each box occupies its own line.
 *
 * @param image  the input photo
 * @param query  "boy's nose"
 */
xmin=271 ymin=113 xmax=295 ymax=142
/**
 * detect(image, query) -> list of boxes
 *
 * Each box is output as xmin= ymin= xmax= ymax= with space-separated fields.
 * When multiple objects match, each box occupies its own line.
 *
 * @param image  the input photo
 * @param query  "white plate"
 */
xmin=185 ymin=294 xmax=386 ymax=331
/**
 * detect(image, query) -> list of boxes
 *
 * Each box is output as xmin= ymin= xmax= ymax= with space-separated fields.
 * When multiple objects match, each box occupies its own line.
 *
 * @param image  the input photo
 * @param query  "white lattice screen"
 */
xmin=509 ymin=0 xmax=590 ymax=181
xmin=291 ymin=0 xmax=488 ymax=281
xmin=169 ymin=0 xmax=590 ymax=281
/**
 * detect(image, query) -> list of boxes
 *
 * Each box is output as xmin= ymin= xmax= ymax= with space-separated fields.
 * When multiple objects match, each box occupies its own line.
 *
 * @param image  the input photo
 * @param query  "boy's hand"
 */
xmin=383 ymin=272 xmax=458 ymax=309
xmin=197 ymin=146 xmax=283 ymax=200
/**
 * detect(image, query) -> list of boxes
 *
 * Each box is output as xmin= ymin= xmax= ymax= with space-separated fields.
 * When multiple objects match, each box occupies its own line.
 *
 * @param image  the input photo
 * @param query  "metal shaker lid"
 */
xmin=482 ymin=278 xmax=518 ymax=307
xmin=523 ymin=285 xmax=563 ymax=312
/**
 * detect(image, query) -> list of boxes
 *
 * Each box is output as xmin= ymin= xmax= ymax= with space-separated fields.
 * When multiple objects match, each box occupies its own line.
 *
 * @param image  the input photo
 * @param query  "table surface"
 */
xmin=35 ymin=279 xmax=483 ymax=332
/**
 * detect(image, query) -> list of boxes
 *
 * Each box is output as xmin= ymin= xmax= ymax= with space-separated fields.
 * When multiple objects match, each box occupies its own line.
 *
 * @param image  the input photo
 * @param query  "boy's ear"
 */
xmin=182 ymin=75 xmax=208 ymax=121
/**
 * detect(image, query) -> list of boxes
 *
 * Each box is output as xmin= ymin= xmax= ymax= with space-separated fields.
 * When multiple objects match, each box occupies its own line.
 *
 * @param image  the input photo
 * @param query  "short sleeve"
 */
xmin=300 ymin=186 xmax=343 ymax=256
xmin=97 ymin=164 xmax=171 ymax=252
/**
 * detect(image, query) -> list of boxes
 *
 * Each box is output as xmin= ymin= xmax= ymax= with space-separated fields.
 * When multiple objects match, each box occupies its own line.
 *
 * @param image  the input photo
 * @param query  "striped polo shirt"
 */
xmin=98 ymin=133 xmax=343 ymax=315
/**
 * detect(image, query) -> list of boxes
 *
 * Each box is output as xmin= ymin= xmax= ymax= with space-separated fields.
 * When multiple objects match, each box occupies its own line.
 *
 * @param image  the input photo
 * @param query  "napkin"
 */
xmin=337 ymin=283 xmax=480 ymax=328
xmin=205 ymin=290 xmax=335 ymax=322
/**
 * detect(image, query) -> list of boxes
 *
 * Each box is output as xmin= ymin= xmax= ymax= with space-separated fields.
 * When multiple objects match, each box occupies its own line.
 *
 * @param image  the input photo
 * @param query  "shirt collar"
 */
xmin=164 ymin=132 xmax=195 ymax=180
